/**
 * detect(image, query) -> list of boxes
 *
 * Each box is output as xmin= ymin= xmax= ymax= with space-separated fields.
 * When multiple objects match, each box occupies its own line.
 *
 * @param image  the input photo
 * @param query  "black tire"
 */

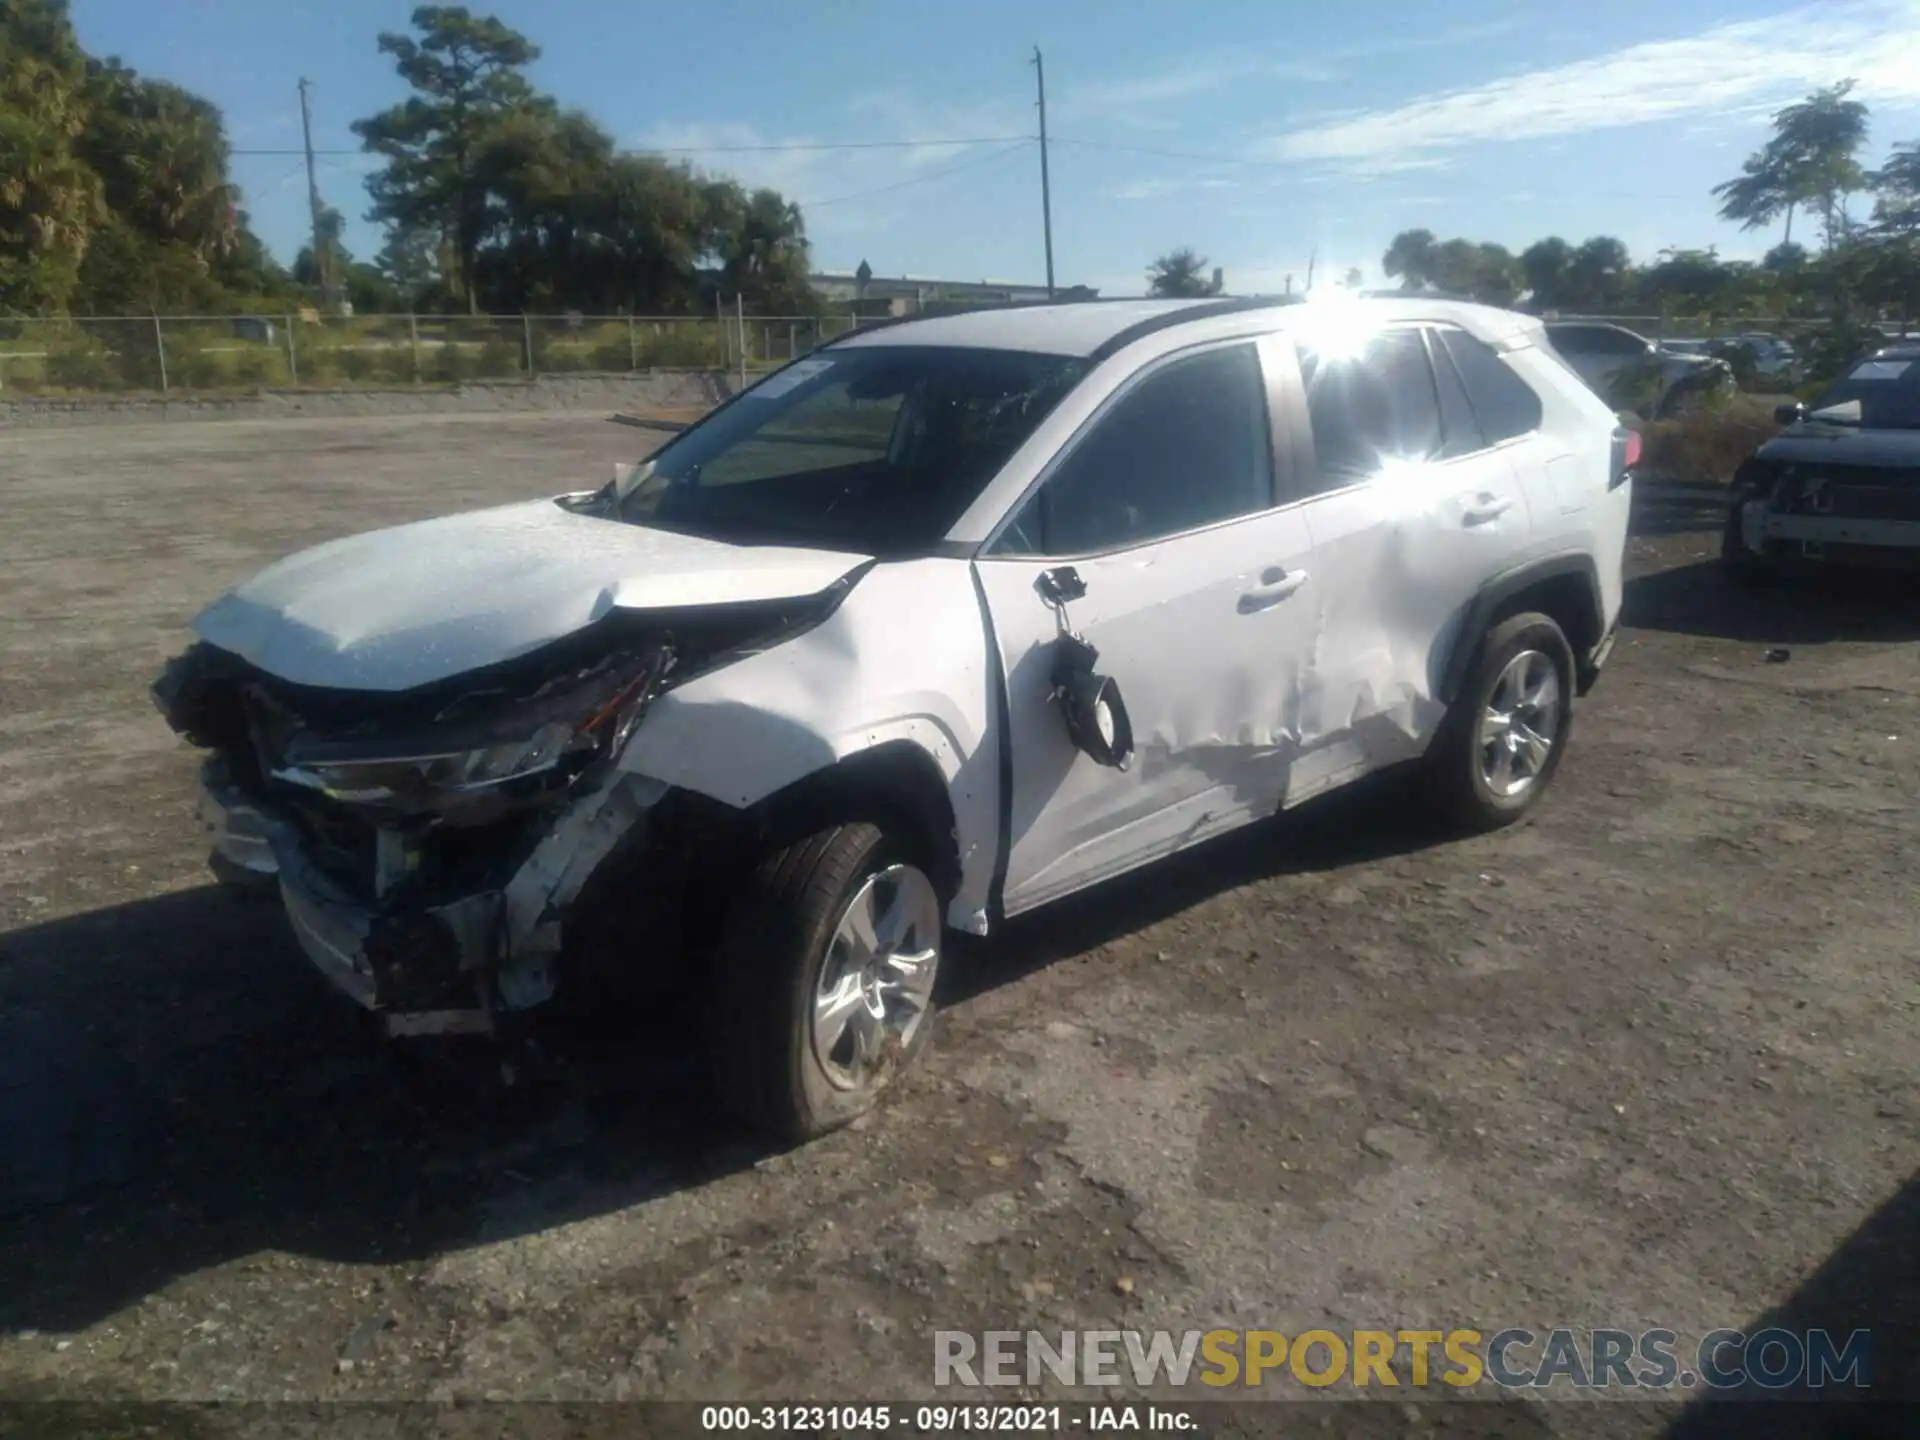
xmin=707 ymin=821 xmax=940 ymax=1141
xmin=1427 ymin=611 xmax=1576 ymax=832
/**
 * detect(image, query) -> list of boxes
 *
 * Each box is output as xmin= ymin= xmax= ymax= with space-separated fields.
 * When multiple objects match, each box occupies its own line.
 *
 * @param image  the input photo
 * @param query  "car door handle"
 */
xmin=1238 ymin=567 xmax=1308 ymax=612
xmin=1462 ymin=494 xmax=1515 ymax=526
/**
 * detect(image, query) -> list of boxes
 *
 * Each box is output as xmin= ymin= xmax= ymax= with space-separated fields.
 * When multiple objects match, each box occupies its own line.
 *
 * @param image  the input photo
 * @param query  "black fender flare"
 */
xmin=1437 ymin=553 xmax=1606 ymax=707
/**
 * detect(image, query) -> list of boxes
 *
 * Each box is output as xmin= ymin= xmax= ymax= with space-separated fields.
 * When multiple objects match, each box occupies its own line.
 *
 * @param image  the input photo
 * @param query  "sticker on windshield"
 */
xmin=1848 ymin=360 xmax=1912 ymax=381
xmin=746 ymin=357 xmax=835 ymax=399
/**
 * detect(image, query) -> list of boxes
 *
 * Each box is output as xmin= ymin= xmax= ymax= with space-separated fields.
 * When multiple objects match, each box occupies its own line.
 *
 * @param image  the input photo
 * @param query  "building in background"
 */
xmin=810 ymin=260 xmax=1098 ymax=315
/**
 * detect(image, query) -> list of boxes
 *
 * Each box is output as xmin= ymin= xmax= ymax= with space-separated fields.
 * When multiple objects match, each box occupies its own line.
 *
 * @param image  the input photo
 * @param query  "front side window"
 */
xmin=619 ymin=346 xmax=1087 ymax=554
xmin=1298 ymin=327 xmax=1442 ymax=490
xmin=995 ymin=343 xmax=1274 ymax=556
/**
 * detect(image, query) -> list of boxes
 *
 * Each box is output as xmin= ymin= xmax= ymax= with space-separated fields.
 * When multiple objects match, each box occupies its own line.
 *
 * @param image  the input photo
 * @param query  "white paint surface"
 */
xmin=618 ymin=558 xmax=1001 ymax=928
xmin=192 ymin=498 xmax=868 ymax=691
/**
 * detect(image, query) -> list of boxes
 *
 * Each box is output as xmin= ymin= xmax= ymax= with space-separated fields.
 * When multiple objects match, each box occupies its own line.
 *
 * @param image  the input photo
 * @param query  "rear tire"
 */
xmin=1427 ymin=612 xmax=1575 ymax=832
xmin=708 ymin=822 xmax=942 ymax=1141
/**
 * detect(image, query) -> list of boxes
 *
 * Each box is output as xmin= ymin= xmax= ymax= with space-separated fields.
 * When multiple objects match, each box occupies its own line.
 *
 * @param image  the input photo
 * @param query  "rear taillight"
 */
xmin=1610 ymin=426 xmax=1641 ymax=487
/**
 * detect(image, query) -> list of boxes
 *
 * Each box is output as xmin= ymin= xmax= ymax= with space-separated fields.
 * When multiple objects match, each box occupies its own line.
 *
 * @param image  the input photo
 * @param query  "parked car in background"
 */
xmin=231 ymin=317 xmax=276 ymax=345
xmin=1723 ymin=340 xmax=1920 ymax=581
xmin=1544 ymin=321 xmax=1734 ymax=417
xmin=1731 ymin=333 xmax=1801 ymax=386
xmin=154 ymin=293 xmax=1632 ymax=1140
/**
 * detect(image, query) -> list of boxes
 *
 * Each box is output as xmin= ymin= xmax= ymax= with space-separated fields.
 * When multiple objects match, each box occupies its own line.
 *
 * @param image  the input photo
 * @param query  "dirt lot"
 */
xmin=1 ymin=413 xmax=1916 ymax=1436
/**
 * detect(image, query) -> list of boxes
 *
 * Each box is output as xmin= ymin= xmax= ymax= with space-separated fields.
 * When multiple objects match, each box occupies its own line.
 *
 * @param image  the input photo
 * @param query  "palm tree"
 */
xmin=1715 ymin=80 xmax=1869 ymax=252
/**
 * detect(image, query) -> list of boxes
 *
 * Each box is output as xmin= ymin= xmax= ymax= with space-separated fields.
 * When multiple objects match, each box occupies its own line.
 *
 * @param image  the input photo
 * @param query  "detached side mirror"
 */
xmin=1773 ymin=403 xmax=1805 ymax=426
xmin=1050 ymin=632 xmax=1134 ymax=770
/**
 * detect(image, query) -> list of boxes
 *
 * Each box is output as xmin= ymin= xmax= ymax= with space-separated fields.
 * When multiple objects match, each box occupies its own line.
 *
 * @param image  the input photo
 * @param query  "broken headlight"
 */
xmin=275 ymin=723 xmax=587 ymax=803
xmin=270 ymin=649 xmax=666 ymax=812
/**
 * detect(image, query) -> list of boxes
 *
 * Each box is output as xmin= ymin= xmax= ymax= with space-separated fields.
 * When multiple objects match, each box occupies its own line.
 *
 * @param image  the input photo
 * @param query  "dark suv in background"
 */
xmin=1722 ymin=340 xmax=1920 ymax=581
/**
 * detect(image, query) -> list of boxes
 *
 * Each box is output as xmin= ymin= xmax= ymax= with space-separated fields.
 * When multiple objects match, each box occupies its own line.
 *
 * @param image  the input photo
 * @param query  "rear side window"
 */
xmin=1298 ymin=328 xmax=1441 ymax=490
xmin=997 ymin=343 xmax=1273 ymax=556
xmin=1440 ymin=329 xmax=1544 ymax=442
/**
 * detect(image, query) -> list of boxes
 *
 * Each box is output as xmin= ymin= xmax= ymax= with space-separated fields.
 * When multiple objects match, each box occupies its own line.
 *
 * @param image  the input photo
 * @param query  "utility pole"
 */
xmin=1032 ymin=47 xmax=1055 ymax=299
xmin=298 ymin=78 xmax=328 ymax=305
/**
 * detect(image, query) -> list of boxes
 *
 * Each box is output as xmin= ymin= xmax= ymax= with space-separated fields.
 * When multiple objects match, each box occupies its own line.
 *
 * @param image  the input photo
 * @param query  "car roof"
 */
xmin=833 ymin=294 xmax=1543 ymax=359
xmin=1870 ymin=342 xmax=1920 ymax=361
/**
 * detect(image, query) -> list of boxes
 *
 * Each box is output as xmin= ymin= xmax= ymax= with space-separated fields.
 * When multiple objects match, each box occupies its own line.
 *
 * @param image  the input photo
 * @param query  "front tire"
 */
xmin=1427 ymin=612 xmax=1575 ymax=832
xmin=708 ymin=822 xmax=942 ymax=1141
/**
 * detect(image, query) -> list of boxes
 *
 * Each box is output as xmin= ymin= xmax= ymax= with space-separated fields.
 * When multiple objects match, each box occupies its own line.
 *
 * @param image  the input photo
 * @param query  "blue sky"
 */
xmin=68 ymin=0 xmax=1920 ymax=300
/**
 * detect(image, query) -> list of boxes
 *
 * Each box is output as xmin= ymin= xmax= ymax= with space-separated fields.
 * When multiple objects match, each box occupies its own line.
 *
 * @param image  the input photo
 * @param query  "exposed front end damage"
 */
xmin=152 ymin=586 xmax=854 ymax=1036
xmin=1736 ymin=461 xmax=1920 ymax=572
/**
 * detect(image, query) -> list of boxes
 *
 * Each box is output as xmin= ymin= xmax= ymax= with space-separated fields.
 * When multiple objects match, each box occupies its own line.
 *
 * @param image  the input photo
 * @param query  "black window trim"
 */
xmin=1429 ymin=323 xmax=1546 ymax=456
xmin=978 ymin=334 xmax=1292 ymax=562
xmin=1421 ymin=325 xmax=1485 ymax=461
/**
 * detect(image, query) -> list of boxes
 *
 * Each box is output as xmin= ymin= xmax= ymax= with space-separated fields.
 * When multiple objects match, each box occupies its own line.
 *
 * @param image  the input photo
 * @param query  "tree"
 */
xmin=0 ymin=0 xmax=103 ymax=312
xmin=1520 ymin=236 xmax=1573 ymax=309
xmin=706 ymin=180 xmax=814 ymax=313
xmin=1565 ymin=236 xmax=1631 ymax=310
xmin=353 ymin=6 xmax=543 ymax=313
xmin=1146 ymin=247 xmax=1219 ymax=297
xmin=1380 ymin=228 xmax=1436 ymax=289
xmin=1715 ymin=80 xmax=1870 ymax=253
xmin=292 ymin=202 xmax=347 ymax=287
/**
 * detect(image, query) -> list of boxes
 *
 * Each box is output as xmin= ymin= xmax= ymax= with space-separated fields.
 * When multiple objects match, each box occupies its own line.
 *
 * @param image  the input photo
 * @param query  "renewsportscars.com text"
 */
xmin=934 ymin=1328 xmax=1872 ymax=1392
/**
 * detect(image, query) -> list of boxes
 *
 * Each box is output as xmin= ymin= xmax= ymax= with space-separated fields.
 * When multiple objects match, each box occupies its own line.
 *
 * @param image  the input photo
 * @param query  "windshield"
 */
xmin=1807 ymin=354 xmax=1920 ymax=428
xmin=618 ymin=345 xmax=1088 ymax=554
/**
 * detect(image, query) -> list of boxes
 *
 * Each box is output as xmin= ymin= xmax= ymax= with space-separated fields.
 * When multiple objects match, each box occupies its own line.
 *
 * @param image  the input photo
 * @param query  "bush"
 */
xmin=42 ymin=339 xmax=121 ymax=391
xmin=474 ymin=340 xmax=522 ymax=379
xmin=1638 ymin=393 xmax=1781 ymax=484
xmin=427 ymin=342 xmax=475 ymax=383
xmin=173 ymin=348 xmax=239 ymax=389
xmin=635 ymin=325 xmax=722 ymax=368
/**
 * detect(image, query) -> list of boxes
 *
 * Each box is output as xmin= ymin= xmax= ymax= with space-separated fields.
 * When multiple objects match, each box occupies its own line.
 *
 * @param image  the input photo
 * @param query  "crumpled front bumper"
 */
xmin=1741 ymin=499 xmax=1920 ymax=563
xmin=197 ymin=760 xmax=665 ymax=1036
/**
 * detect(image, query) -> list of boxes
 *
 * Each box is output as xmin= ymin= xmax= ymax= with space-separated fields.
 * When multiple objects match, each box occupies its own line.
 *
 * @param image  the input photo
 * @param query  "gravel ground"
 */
xmin=1 ymin=413 xmax=1916 ymax=1438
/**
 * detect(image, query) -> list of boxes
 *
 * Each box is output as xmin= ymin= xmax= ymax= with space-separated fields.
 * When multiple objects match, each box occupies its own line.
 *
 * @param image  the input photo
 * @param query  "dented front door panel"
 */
xmin=974 ymin=505 xmax=1316 ymax=917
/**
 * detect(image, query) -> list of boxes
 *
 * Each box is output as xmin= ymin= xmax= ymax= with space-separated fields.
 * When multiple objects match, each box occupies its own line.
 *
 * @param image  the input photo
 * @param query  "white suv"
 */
xmin=154 ymin=294 xmax=1632 ymax=1138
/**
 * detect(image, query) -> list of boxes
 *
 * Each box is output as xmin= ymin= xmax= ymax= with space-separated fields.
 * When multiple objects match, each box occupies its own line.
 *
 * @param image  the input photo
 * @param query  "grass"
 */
xmin=1634 ymin=392 xmax=1783 ymax=484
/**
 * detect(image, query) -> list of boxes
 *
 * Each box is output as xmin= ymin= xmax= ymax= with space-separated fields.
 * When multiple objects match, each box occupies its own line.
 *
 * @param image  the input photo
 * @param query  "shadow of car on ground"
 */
xmin=0 ymin=768 xmax=1451 ymax=1336
xmin=1624 ymin=559 xmax=1920 ymax=646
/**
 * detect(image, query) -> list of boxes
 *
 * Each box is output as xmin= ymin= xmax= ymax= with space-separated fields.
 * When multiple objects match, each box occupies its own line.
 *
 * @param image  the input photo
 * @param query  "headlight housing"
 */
xmin=269 ymin=650 xmax=665 ymax=814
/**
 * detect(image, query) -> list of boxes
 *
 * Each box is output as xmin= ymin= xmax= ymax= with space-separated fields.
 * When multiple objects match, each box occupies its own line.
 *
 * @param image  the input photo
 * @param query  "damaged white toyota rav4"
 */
xmin=155 ymin=293 xmax=1631 ymax=1138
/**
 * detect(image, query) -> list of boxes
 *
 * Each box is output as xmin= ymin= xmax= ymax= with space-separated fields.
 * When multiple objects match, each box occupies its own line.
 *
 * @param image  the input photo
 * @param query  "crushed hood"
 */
xmin=192 ymin=497 xmax=871 ymax=691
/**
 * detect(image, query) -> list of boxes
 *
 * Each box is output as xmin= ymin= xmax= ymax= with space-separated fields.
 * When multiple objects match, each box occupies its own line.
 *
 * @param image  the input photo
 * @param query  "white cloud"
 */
xmin=1111 ymin=174 xmax=1241 ymax=202
xmin=636 ymin=120 xmax=839 ymax=200
xmin=1266 ymin=0 xmax=1920 ymax=171
xmin=1060 ymin=56 xmax=1335 ymax=130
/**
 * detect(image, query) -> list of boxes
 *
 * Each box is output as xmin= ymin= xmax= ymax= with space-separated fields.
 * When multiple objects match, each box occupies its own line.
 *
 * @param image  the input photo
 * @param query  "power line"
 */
xmin=802 ymin=140 xmax=1035 ymax=208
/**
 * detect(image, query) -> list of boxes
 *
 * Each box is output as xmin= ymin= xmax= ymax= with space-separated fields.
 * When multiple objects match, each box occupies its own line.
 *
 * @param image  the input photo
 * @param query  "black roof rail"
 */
xmin=1086 ymin=294 xmax=1303 ymax=363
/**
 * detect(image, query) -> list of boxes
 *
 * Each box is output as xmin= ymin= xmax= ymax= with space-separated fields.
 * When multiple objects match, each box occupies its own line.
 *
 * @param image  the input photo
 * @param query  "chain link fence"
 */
xmin=0 ymin=312 xmax=880 ymax=397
